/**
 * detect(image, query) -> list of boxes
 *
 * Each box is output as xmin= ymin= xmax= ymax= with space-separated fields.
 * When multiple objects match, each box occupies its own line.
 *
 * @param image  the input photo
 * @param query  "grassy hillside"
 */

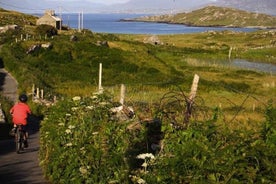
xmin=0 ymin=8 xmax=37 ymax=26
xmin=129 ymin=6 xmax=276 ymax=28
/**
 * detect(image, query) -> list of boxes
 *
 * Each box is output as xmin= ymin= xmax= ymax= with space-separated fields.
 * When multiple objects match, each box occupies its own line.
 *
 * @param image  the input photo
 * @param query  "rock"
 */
xmin=26 ymin=44 xmax=41 ymax=54
xmin=110 ymin=105 xmax=135 ymax=121
xmin=96 ymin=40 xmax=109 ymax=47
xmin=41 ymin=42 xmax=53 ymax=49
xmin=70 ymin=35 xmax=78 ymax=42
xmin=0 ymin=24 xmax=19 ymax=33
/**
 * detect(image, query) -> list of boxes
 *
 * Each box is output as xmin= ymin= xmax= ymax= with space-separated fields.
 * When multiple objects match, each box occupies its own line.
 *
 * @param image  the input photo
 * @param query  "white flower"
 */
xmin=80 ymin=147 xmax=86 ymax=154
xmin=58 ymin=123 xmax=65 ymax=126
xmin=137 ymin=153 xmax=155 ymax=160
xmin=68 ymin=125 xmax=75 ymax=129
xmin=91 ymin=95 xmax=98 ymax=100
xmin=142 ymin=162 xmax=148 ymax=168
xmin=79 ymin=166 xmax=88 ymax=175
xmin=86 ymin=105 xmax=94 ymax=110
xmin=137 ymin=178 xmax=146 ymax=184
xmin=72 ymin=96 xmax=81 ymax=101
xmin=99 ymin=102 xmax=109 ymax=106
xmin=92 ymin=132 xmax=99 ymax=135
xmin=65 ymin=129 xmax=72 ymax=134
xmin=65 ymin=113 xmax=71 ymax=117
xmin=71 ymin=107 xmax=78 ymax=111
xmin=66 ymin=142 xmax=73 ymax=147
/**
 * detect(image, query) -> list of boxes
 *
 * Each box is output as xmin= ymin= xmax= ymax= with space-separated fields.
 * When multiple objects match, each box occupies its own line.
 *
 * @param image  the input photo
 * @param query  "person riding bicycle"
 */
xmin=10 ymin=94 xmax=32 ymax=148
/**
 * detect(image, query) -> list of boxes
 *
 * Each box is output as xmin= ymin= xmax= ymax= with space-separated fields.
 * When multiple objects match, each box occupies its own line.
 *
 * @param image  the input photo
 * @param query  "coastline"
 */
xmin=120 ymin=18 xmax=276 ymax=30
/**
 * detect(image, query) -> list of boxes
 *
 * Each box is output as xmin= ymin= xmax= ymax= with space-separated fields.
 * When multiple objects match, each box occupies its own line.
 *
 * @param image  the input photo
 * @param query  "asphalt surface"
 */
xmin=0 ymin=68 xmax=49 ymax=184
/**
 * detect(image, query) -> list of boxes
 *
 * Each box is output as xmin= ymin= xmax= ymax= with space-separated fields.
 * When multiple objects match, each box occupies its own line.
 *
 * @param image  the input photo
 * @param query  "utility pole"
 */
xmin=59 ymin=6 xmax=62 ymax=30
xmin=78 ymin=11 xmax=84 ymax=32
xmin=78 ymin=12 xmax=81 ymax=32
xmin=81 ymin=11 xmax=84 ymax=30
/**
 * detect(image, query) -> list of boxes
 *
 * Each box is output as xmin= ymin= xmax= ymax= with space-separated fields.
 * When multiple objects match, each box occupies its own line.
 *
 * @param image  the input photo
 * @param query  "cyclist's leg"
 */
xmin=12 ymin=124 xmax=17 ymax=134
xmin=22 ymin=125 xmax=28 ymax=148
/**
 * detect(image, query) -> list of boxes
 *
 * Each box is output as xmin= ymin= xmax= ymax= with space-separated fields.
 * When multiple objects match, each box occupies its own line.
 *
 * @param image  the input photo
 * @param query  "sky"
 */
xmin=93 ymin=0 xmax=216 ymax=5
xmin=2 ymin=0 xmax=274 ymax=15
xmin=88 ymin=0 xmax=130 ymax=5
xmin=45 ymin=0 xmax=131 ymax=5
xmin=0 ymin=0 xmax=216 ymax=13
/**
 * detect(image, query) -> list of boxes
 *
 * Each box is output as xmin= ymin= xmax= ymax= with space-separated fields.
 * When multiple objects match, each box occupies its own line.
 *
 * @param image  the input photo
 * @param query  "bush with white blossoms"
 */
xmin=39 ymin=93 xmax=148 ymax=183
xmin=136 ymin=153 xmax=155 ymax=172
xmin=72 ymin=96 xmax=81 ymax=101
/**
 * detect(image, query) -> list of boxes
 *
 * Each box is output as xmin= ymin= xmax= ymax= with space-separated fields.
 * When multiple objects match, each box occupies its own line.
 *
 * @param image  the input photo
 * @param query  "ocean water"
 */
xmin=60 ymin=13 xmax=258 ymax=34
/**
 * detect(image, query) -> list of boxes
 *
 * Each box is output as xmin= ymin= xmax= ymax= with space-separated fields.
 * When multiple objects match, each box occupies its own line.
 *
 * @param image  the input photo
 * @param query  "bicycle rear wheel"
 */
xmin=15 ymin=127 xmax=24 ymax=154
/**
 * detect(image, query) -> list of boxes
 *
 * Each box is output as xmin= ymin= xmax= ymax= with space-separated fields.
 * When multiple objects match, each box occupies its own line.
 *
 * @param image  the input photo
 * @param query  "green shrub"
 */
xmin=35 ymin=24 xmax=58 ymax=37
xmin=39 ymin=94 xmax=146 ymax=183
xmin=39 ymin=92 xmax=276 ymax=183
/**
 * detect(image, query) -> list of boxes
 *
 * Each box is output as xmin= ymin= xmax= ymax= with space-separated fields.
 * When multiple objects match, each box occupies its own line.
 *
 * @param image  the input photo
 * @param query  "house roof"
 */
xmin=41 ymin=14 xmax=61 ymax=21
xmin=38 ymin=11 xmax=61 ymax=22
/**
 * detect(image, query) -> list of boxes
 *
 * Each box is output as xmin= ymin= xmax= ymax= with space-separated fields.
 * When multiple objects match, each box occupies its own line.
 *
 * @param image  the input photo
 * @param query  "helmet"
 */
xmin=19 ymin=94 xmax=28 ymax=102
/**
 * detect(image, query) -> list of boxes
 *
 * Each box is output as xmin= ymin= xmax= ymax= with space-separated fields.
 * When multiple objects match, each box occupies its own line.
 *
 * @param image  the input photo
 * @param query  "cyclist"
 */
xmin=10 ymin=94 xmax=32 ymax=148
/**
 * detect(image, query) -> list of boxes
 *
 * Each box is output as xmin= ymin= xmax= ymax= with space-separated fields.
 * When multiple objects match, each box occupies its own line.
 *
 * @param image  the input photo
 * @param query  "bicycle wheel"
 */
xmin=15 ymin=127 xmax=24 ymax=154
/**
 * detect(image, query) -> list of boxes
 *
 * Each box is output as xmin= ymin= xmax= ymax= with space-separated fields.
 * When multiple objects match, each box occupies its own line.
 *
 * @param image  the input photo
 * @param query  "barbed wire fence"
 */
xmin=30 ymin=63 xmax=273 ymax=130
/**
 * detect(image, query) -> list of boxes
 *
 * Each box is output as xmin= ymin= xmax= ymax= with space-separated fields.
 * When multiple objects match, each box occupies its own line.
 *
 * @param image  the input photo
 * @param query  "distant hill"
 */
xmin=104 ymin=0 xmax=211 ymax=14
xmin=214 ymin=0 xmax=276 ymax=16
xmin=126 ymin=6 xmax=276 ymax=29
xmin=100 ymin=0 xmax=276 ymax=15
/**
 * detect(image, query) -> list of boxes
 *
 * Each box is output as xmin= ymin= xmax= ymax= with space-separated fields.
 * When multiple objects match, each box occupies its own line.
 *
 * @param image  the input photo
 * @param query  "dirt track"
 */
xmin=0 ymin=68 xmax=49 ymax=184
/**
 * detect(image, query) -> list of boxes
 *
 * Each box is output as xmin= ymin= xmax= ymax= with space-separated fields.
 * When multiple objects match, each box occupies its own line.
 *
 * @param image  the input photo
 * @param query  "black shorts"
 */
xmin=15 ymin=124 xmax=28 ymax=132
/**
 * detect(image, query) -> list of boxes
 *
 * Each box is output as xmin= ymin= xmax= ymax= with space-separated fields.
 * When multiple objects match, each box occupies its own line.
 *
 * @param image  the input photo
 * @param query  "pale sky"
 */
xmin=92 ymin=0 xmax=130 ymax=5
xmin=0 ymin=0 xmax=221 ymax=13
xmin=51 ymin=0 xmax=131 ymax=5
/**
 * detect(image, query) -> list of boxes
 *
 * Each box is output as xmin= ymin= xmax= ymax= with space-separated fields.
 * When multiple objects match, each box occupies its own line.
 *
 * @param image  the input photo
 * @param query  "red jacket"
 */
xmin=10 ymin=102 xmax=31 ymax=125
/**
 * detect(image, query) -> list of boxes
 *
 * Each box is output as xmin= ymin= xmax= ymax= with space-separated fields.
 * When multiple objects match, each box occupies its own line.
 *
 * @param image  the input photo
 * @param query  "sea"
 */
xmin=58 ymin=13 xmax=258 ymax=34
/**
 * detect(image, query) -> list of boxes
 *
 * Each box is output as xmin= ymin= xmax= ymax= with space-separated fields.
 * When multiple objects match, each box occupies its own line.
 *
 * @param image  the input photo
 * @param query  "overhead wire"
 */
xmin=0 ymin=1 xmax=46 ymax=12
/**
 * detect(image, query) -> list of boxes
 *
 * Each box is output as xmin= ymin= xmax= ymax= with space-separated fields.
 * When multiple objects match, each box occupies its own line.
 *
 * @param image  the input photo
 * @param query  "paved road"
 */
xmin=0 ymin=68 xmax=18 ymax=103
xmin=0 ymin=121 xmax=49 ymax=184
xmin=0 ymin=68 xmax=49 ymax=184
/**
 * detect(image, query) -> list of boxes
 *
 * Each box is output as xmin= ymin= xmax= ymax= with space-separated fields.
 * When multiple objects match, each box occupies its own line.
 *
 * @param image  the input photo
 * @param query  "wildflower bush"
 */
xmin=40 ymin=91 xmax=276 ymax=183
xmin=39 ymin=93 xmax=148 ymax=183
xmin=136 ymin=104 xmax=276 ymax=183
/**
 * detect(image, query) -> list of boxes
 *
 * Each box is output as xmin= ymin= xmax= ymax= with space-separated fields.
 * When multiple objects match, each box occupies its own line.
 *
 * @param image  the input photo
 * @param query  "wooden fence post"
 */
xmin=98 ymin=63 xmax=103 ymax=93
xmin=184 ymin=74 xmax=200 ymax=124
xmin=41 ymin=89 xmax=44 ymax=99
xmin=36 ymin=88 xmax=40 ymax=98
xmin=120 ymin=84 xmax=126 ymax=105
xmin=228 ymin=47 xmax=232 ymax=60
xmin=32 ymin=84 xmax=35 ymax=95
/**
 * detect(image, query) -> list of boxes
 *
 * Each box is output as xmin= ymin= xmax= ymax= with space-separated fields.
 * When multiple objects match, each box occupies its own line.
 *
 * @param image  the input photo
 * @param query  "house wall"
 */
xmin=36 ymin=12 xmax=61 ymax=29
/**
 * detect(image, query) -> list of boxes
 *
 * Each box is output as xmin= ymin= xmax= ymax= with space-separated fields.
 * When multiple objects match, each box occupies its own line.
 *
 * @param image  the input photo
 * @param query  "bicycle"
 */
xmin=14 ymin=125 xmax=25 ymax=154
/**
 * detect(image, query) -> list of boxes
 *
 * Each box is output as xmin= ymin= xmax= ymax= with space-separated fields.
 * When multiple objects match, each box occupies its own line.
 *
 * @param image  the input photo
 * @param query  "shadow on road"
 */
xmin=0 ymin=115 xmax=49 ymax=184
xmin=0 ymin=57 xmax=5 ymax=90
xmin=0 ymin=114 xmax=43 ymax=155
